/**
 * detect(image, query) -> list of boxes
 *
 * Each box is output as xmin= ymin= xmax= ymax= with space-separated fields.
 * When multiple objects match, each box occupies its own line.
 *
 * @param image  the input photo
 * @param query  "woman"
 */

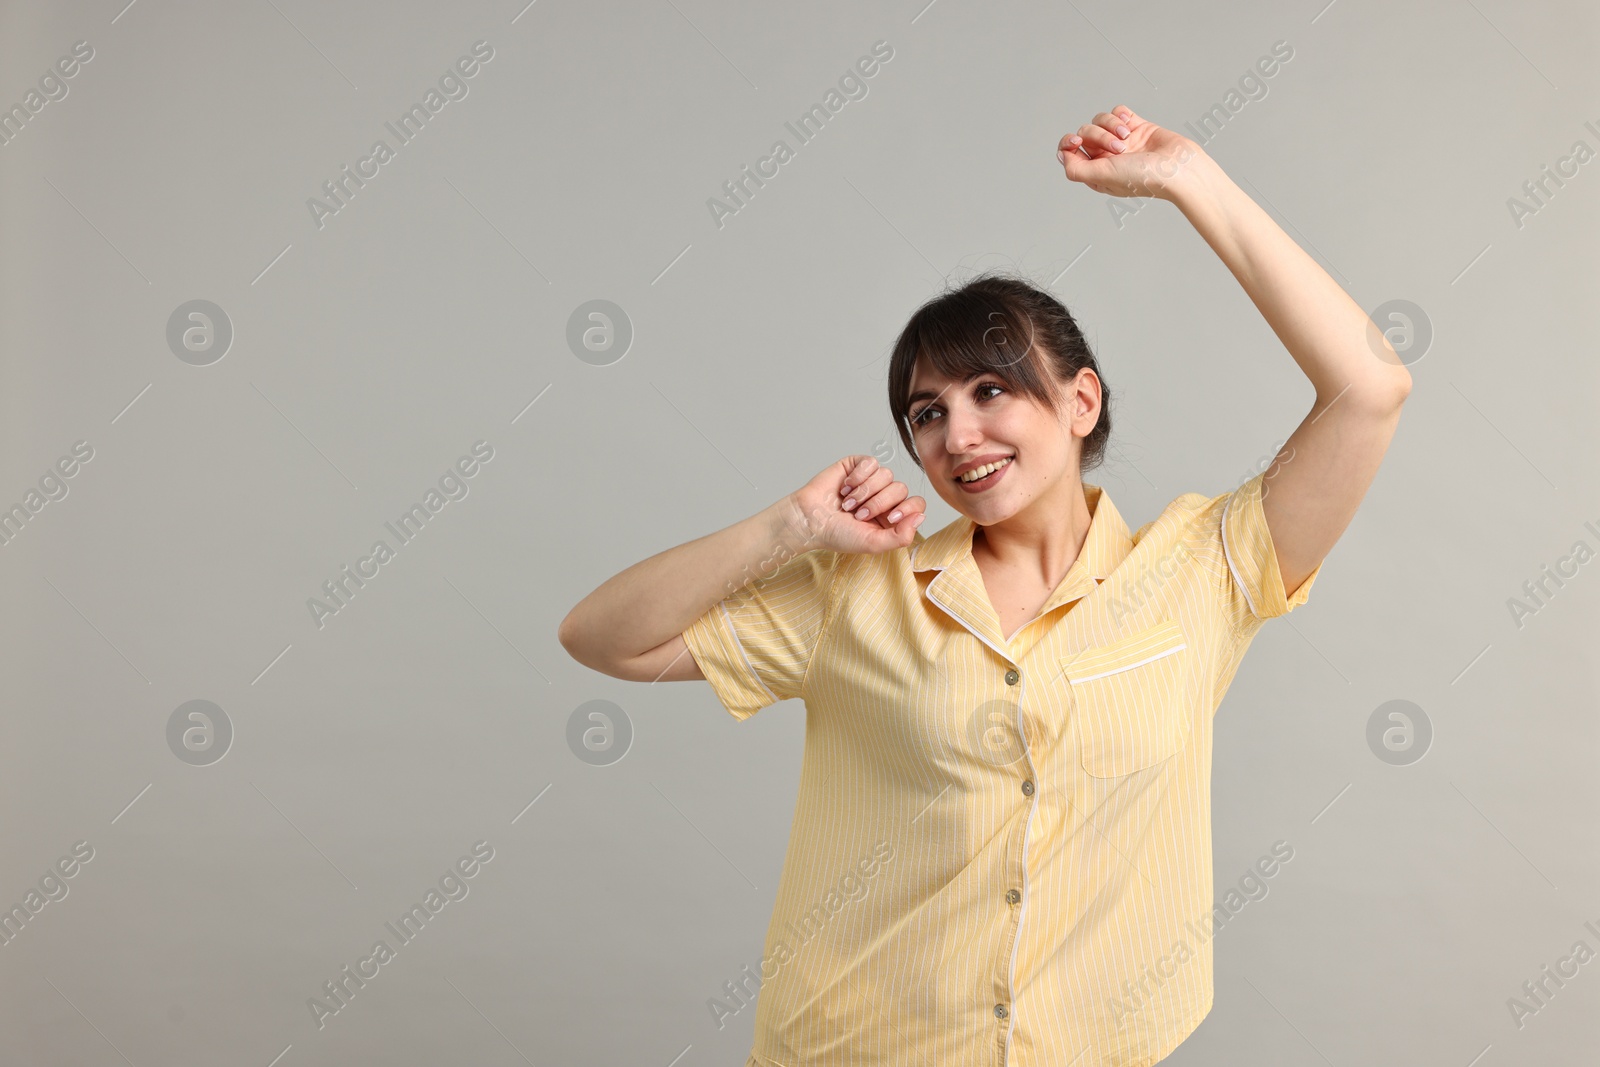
xmin=560 ymin=105 xmax=1410 ymax=1066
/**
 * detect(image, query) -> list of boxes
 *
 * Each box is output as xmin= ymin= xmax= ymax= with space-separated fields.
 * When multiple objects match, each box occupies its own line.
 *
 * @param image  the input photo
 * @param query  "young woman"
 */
xmin=561 ymin=105 xmax=1410 ymax=1066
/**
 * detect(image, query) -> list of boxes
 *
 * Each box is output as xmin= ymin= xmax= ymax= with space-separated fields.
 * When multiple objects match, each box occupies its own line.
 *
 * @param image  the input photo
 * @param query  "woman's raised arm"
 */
xmin=1057 ymin=105 xmax=1412 ymax=598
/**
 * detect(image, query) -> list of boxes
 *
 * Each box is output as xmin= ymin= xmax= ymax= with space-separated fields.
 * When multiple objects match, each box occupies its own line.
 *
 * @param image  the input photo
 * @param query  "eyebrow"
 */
xmin=907 ymin=375 xmax=985 ymax=407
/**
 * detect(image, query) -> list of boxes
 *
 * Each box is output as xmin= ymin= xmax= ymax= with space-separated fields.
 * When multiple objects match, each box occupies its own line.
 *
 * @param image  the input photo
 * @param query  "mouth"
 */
xmin=954 ymin=455 xmax=1013 ymax=493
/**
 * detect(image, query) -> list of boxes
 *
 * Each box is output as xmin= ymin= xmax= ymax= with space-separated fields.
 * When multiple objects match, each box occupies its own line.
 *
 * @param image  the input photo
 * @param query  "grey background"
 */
xmin=2 ymin=0 xmax=1596 ymax=1064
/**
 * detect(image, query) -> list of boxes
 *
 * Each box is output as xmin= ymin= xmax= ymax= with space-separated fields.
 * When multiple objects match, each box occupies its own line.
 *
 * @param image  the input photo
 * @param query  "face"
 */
xmin=905 ymin=358 xmax=1100 ymax=525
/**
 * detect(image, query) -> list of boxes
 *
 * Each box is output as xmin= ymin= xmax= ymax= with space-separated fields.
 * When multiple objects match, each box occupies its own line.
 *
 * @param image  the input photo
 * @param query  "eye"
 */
xmin=915 ymin=382 xmax=998 ymax=428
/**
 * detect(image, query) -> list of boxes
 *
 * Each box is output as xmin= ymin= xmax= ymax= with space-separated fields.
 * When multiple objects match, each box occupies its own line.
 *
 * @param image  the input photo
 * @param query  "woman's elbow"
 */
xmin=557 ymin=608 xmax=605 ymax=672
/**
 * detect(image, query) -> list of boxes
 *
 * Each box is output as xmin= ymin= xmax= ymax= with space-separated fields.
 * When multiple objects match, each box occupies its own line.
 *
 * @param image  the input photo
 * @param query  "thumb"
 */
xmin=871 ymin=508 xmax=926 ymax=551
xmin=1058 ymin=146 xmax=1106 ymax=186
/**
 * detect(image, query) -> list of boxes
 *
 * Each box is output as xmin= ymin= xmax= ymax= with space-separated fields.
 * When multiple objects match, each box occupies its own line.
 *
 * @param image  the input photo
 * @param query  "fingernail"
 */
xmin=912 ymin=514 xmax=926 ymax=527
xmin=842 ymin=498 xmax=856 ymax=511
xmin=855 ymin=508 xmax=869 ymax=520
xmin=889 ymin=510 xmax=902 ymax=523
xmin=840 ymin=484 xmax=850 ymax=495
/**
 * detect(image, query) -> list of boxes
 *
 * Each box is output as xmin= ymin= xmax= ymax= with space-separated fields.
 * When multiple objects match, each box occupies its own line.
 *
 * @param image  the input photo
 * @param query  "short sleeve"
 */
xmin=1218 ymin=470 xmax=1322 ymax=631
xmin=680 ymin=549 xmax=844 ymax=721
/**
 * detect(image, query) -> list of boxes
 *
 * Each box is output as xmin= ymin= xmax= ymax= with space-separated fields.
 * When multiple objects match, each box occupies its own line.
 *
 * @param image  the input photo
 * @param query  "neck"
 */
xmin=972 ymin=473 xmax=1093 ymax=587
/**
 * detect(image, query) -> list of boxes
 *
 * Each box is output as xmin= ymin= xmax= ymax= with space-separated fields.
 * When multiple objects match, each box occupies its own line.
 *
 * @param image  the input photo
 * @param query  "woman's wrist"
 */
xmin=1158 ymin=142 xmax=1227 ymax=207
xmin=767 ymin=492 xmax=828 ymax=560
xmin=715 ymin=495 xmax=828 ymax=599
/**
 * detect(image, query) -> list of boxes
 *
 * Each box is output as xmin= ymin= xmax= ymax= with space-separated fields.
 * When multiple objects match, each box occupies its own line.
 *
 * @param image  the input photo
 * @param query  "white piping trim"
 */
xmin=1067 ymin=642 xmax=1187 ymax=684
xmin=718 ymin=601 xmax=778 ymax=705
xmin=924 ymin=586 xmax=1017 ymax=667
xmin=1219 ymin=492 xmax=1262 ymax=620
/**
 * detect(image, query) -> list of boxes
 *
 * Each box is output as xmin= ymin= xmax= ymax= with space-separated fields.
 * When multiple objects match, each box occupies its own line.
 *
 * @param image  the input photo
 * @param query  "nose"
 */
xmin=942 ymin=401 xmax=983 ymax=455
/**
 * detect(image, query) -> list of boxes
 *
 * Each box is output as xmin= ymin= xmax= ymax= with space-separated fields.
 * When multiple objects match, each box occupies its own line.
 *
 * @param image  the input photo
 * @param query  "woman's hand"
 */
xmin=784 ymin=455 xmax=927 ymax=556
xmin=1056 ymin=105 xmax=1206 ymax=201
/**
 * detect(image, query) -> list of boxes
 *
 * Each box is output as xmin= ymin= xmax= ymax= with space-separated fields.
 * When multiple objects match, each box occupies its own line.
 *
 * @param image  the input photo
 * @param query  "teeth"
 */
xmin=959 ymin=457 xmax=1012 ymax=483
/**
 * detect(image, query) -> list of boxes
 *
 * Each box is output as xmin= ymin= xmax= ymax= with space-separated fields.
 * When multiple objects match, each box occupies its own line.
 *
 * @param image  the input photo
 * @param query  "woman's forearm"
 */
xmin=558 ymin=494 xmax=813 ymax=673
xmin=1167 ymin=152 xmax=1413 ymax=409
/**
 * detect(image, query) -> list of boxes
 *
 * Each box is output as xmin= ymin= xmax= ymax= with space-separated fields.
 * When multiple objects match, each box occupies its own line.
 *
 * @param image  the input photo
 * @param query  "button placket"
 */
xmin=998 ymin=661 xmax=1037 ymax=1057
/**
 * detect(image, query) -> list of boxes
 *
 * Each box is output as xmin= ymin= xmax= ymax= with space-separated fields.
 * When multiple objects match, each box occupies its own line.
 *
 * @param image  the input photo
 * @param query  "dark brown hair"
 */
xmin=887 ymin=271 xmax=1112 ymax=475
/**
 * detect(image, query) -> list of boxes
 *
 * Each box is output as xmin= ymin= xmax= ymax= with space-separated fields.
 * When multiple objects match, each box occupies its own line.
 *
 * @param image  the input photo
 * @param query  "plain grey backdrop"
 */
xmin=2 ymin=0 xmax=1596 ymax=1064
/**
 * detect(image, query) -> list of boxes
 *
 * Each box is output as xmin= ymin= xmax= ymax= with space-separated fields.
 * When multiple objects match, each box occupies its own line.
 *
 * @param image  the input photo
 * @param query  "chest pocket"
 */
xmin=1061 ymin=618 xmax=1192 ymax=778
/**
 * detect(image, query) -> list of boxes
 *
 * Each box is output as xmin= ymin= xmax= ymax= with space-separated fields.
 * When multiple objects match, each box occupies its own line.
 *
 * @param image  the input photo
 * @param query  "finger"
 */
xmin=1056 ymin=131 xmax=1086 ymax=156
xmin=843 ymin=466 xmax=893 ymax=512
xmin=1093 ymin=110 xmax=1132 ymax=141
xmin=1060 ymin=147 xmax=1112 ymax=186
xmin=881 ymin=493 xmax=927 ymax=526
xmin=1094 ymin=110 xmax=1132 ymax=140
xmin=858 ymin=480 xmax=909 ymax=523
xmin=866 ymin=506 xmax=927 ymax=550
xmin=842 ymin=467 xmax=894 ymax=514
xmin=1077 ymin=122 xmax=1126 ymax=155
xmin=840 ymin=455 xmax=877 ymax=496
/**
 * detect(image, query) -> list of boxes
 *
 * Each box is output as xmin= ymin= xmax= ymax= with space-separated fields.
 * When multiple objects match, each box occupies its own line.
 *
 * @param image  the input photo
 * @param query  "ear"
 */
xmin=1069 ymin=368 xmax=1102 ymax=431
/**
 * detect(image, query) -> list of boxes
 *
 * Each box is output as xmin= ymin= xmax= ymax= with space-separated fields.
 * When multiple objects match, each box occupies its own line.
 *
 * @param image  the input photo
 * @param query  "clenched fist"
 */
xmin=1056 ymin=104 xmax=1205 ymax=201
xmin=783 ymin=455 xmax=928 ymax=556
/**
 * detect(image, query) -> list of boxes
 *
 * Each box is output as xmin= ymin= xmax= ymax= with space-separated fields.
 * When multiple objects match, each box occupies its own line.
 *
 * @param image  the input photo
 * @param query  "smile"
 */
xmin=955 ymin=456 xmax=1012 ymax=491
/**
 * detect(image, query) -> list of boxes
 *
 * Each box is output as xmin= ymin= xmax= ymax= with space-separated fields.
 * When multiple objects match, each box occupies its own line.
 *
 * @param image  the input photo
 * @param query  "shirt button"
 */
xmin=994 ymin=1003 xmax=1009 ymax=1019
xmin=1021 ymin=780 xmax=1035 ymax=796
xmin=1004 ymin=669 xmax=1019 ymax=685
xmin=1006 ymin=888 xmax=1021 ymax=904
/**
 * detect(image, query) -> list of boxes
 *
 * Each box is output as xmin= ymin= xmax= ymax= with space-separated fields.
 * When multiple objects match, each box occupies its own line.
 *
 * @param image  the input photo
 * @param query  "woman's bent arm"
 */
xmin=558 ymin=495 xmax=808 ymax=682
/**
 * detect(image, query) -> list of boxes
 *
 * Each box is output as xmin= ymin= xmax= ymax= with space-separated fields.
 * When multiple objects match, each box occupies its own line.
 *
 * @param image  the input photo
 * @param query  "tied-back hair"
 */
xmin=886 ymin=271 xmax=1112 ymax=477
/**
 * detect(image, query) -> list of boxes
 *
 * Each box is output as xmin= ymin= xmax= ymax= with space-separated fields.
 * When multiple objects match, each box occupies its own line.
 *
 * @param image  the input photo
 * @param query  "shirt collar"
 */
xmin=907 ymin=482 xmax=1134 ymax=655
xmin=909 ymin=482 xmax=1131 ymax=579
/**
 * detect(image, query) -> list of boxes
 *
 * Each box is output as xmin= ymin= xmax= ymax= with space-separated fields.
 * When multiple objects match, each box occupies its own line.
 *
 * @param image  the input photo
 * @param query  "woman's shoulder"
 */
xmin=1122 ymin=485 xmax=1240 ymax=554
xmin=1151 ymin=482 xmax=1240 ymax=526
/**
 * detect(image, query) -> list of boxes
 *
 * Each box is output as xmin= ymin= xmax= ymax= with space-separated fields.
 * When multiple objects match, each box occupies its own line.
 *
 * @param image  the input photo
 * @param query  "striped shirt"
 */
xmin=682 ymin=470 xmax=1321 ymax=1066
